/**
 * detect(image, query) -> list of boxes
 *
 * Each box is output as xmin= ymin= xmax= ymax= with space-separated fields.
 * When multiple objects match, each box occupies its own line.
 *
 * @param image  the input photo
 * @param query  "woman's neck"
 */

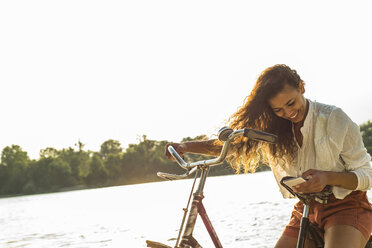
xmin=293 ymin=98 xmax=309 ymax=129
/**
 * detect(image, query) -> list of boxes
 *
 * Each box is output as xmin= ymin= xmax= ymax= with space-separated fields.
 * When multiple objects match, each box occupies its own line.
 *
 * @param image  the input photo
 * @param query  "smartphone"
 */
xmin=282 ymin=177 xmax=307 ymax=187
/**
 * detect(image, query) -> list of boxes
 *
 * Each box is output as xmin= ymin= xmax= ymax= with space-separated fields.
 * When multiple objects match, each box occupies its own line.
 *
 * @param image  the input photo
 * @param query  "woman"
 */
xmin=165 ymin=64 xmax=372 ymax=248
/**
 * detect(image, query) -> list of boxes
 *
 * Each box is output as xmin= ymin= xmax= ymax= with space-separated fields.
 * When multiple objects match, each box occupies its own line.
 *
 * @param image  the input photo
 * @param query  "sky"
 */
xmin=1 ymin=0 xmax=372 ymax=159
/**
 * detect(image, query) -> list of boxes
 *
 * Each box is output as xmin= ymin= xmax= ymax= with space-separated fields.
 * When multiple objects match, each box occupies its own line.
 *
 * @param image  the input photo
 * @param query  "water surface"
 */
xmin=1 ymin=171 xmax=371 ymax=248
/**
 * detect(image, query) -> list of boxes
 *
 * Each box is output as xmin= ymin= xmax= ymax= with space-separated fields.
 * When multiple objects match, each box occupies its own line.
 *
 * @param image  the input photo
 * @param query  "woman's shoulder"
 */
xmin=311 ymin=100 xmax=338 ymax=116
xmin=311 ymin=100 xmax=356 ymax=140
xmin=311 ymin=100 xmax=359 ymax=148
xmin=311 ymin=100 xmax=351 ymax=122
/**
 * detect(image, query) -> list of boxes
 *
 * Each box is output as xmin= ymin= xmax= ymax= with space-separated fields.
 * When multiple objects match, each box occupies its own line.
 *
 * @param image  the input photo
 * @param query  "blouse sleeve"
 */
xmin=328 ymin=108 xmax=372 ymax=191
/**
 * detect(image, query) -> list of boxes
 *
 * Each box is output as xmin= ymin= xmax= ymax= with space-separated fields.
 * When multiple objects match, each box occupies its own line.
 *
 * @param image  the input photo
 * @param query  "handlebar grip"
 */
xmin=243 ymin=128 xmax=278 ymax=143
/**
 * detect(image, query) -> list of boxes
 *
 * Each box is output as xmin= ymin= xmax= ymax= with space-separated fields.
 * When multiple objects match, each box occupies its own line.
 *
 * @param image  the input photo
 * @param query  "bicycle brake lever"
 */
xmin=157 ymin=167 xmax=197 ymax=180
xmin=157 ymin=172 xmax=188 ymax=180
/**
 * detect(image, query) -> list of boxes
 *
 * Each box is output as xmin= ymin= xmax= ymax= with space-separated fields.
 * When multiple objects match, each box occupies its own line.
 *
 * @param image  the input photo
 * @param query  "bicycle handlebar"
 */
xmin=157 ymin=127 xmax=278 ymax=180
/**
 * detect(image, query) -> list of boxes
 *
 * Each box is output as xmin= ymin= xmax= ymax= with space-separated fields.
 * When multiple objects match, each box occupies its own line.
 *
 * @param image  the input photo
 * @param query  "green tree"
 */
xmin=85 ymin=153 xmax=108 ymax=186
xmin=98 ymin=139 xmax=123 ymax=184
xmin=100 ymin=139 xmax=122 ymax=159
xmin=122 ymin=136 xmax=178 ymax=184
xmin=104 ymin=153 xmax=122 ymax=182
xmin=58 ymin=142 xmax=90 ymax=183
xmin=0 ymin=145 xmax=30 ymax=194
xmin=31 ymin=157 xmax=72 ymax=192
xmin=40 ymin=147 xmax=59 ymax=158
xmin=360 ymin=120 xmax=372 ymax=155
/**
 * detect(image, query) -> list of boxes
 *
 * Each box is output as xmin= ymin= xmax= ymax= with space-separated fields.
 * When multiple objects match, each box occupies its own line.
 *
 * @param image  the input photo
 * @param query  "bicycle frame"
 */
xmin=176 ymin=166 xmax=222 ymax=248
xmin=296 ymin=203 xmax=324 ymax=248
xmin=280 ymin=177 xmax=325 ymax=248
xmin=146 ymin=166 xmax=222 ymax=248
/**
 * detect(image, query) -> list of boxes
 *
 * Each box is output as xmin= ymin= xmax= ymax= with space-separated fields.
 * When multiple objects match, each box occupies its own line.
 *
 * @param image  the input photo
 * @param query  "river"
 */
xmin=1 ymin=171 xmax=371 ymax=248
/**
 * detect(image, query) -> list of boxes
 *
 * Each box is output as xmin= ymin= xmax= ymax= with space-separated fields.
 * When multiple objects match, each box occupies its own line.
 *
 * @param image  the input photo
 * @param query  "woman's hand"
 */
xmin=164 ymin=143 xmax=188 ymax=161
xmin=292 ymin=169 xmax=330 ymax=193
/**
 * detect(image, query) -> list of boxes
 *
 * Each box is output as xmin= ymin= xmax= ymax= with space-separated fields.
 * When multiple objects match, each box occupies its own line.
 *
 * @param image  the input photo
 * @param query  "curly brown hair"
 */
xmin=226 ymin=64 xmax=303 ymax=173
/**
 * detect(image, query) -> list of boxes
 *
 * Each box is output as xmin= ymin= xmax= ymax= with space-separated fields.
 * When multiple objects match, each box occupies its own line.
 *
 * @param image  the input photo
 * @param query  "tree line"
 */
xmin=1 ymin=120 xmax=371 ymax=197
xmin=0 ymin=135 xmax=238 ymax=197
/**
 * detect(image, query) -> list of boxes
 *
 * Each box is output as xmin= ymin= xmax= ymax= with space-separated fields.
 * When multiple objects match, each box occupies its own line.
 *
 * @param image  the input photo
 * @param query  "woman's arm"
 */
xmin=330 ymin=108 xmax=372 ymax=191
xmin=295 ymin=108 xmax=372 ymax=194
xmin=326 ymin=171 xmax=358 ymax=189
xmin=164 ymin=139 xmax=223 ymax=160
xmin=293 ymin=169 xmax=358 ymax=193
xmin=183 ymin=139 xmax=224 ymax=156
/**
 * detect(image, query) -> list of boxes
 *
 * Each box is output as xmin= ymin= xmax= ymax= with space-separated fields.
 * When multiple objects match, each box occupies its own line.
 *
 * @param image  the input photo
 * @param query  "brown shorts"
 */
xmin=283 ymin=191 xmax=372 ymax=240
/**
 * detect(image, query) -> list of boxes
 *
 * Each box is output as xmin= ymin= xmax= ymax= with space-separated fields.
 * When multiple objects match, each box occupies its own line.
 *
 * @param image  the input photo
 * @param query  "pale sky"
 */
xmin=1 ymin=0 xmax=371 ymax=159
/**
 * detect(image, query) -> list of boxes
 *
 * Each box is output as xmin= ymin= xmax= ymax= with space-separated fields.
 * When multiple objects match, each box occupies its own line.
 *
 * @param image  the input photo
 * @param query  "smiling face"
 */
xmin=268 ymin=83 xmax=308 ymax=124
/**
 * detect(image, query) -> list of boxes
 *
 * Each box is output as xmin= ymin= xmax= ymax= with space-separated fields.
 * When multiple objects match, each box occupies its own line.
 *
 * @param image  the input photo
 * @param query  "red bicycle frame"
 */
xmin=177 ymin=167 xmax=222 ymax=248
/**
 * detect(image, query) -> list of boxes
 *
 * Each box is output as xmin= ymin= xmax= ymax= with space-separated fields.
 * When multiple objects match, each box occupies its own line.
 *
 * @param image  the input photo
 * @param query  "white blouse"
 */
xmin=272 ymin=99 xmax=372 ymax=199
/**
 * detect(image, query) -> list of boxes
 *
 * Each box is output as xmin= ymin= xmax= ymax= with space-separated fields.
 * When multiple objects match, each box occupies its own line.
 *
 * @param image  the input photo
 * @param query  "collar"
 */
xmin=301 ymin=98 xmax=314 ymax=134
xmin=291 ymin=99 xmax=314 ymax=148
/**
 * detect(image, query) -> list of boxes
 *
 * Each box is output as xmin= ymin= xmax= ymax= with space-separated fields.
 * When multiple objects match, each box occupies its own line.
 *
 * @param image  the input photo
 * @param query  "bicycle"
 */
xmin=146 ymin=127 xmax=372 ymax=248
